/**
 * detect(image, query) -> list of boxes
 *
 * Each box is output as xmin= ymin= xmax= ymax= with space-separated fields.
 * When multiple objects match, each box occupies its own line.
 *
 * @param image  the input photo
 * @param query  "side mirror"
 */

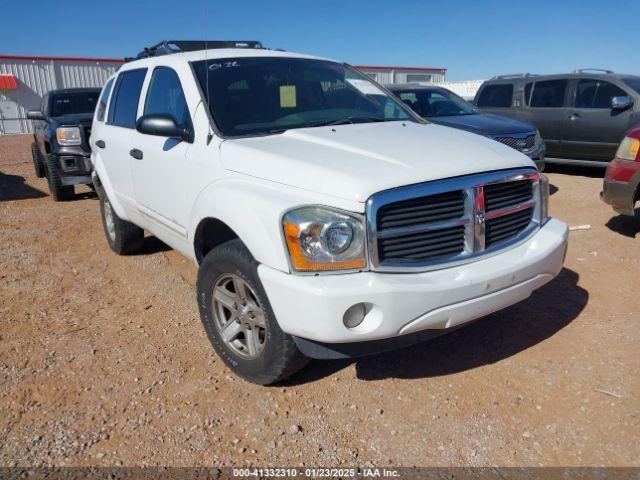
xmin=136 ymin=114 xmax=193 ymax=143
xmin=27 ymin=110 xmax=45 ymax=121
xmin=611 ymin=96 xmax=633 ymax=111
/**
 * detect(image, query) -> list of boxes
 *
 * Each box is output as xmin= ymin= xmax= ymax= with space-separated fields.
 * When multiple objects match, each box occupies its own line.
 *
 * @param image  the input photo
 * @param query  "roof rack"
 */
xmin=126 ymin=40 xmax=264 ymax=61
xmin=491 ymin=73 xmax=538 ymax=80
xmin=573 ymin=68 xmax=614 ymax=74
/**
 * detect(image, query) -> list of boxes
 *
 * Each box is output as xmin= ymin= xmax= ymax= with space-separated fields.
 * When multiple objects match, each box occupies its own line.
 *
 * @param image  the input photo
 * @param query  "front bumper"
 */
xmin=259 ymin=218 xmax=568 ymax=347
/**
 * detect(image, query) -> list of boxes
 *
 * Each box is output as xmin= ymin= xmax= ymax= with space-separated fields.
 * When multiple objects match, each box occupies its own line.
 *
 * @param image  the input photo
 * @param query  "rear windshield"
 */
xmin=50 ymin=92 xmax=99 ymax=116
xmin=191 ymin=57 xmax=415 ymax=137
xmin=623 ymin=78 xmax=640 ymax=95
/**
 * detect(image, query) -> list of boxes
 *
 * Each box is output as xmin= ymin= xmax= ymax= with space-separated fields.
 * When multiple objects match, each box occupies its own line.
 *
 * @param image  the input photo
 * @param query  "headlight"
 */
xmin=538 ymin=174 xmax=549 ymax=223
xmin=282 ymin=206 xmax=366 ymax=272
xmin=56 ymin=127 xmax=82 ymax=146
xmin=615 ymin=136 xmax=640 ymax=161
xmin=534 ymin=129 xmax=543 ymax=146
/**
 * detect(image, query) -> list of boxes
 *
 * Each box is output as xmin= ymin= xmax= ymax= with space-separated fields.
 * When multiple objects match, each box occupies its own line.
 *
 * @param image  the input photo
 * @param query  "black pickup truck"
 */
xmin=27 ymin=88 xmax=100 ymax=201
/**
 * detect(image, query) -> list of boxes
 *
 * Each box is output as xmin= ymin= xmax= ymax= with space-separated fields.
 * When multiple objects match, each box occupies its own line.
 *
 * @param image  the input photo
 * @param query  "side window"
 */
xmin=143 ymin=67 xmax=190 ymax=128
xmin=593 ymin=81 xmax=627 ymax=108
xmin=575 ymin=79 xmax=598 ymax=108
xmin=108 ymin=69 xmax=147 ymax=129
xmin=476 ymin=84 xmax=513 ymax=108
xmin=530 ymin=80 xmax=567 ymax=108
xmin=96 ymin=78 xmax=115 ymax=122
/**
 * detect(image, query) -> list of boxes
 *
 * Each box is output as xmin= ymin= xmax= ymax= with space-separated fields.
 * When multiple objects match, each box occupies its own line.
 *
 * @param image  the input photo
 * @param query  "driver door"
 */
xmin=130 ymin=67 xmax=192 ymax=236
xmin=563 ymin=79 xmax=634 ymax=161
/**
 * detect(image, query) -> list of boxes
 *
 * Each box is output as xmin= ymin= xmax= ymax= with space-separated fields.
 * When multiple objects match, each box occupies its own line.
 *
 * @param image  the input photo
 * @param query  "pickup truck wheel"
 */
xmin=99 ymin=194 xmax=144 ymax=255
xmin=31 ymin=143 xmax=46 ymax=178
xmin=44 ymin=154 xmax=74 ymax=201
xmin=197 ymin=239 xmax=309 ymax=385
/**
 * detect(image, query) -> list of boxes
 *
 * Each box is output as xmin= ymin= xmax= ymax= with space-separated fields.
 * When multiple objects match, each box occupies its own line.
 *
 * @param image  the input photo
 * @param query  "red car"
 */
xmin=601 ymin=126 xmax=640 ymax=219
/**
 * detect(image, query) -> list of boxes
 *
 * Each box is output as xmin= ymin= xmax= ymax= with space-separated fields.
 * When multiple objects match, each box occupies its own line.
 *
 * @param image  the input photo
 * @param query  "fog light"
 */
xmin=343 ymin=303 xmax=367 ymax=328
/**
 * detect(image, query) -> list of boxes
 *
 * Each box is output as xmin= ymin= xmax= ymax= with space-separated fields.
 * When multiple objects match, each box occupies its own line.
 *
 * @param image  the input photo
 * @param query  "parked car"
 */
xmin=387 ymin=84 xmax=545 ymax=170
xmin=91 ymin=40 xmax=568 ymax=384
xmin=27 ymin=88 xmax=100 ymax=201
xmin=474 ymin=70 xmax=640 ymax=166
xmin=601 ymin=126 xmax=640 ymax=219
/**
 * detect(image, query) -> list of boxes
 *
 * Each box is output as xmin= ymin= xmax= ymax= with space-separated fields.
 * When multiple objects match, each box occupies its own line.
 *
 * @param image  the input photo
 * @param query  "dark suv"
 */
xmin=27 ymin=88 xmax=100 ymax=200
xmin=474 ymin=70 xmax=640 ymax=166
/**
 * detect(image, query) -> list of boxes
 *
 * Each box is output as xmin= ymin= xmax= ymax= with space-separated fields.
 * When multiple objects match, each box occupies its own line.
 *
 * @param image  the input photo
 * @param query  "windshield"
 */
xmin=623 ymin=78 xmax=640 ymax=95
xmin=192 ymin=57 xmax=416 ymax=137
xmin=392 ymin=88 xmax=478 ymax=117
xmin=50 ymin=92 xmax=99 ymax=116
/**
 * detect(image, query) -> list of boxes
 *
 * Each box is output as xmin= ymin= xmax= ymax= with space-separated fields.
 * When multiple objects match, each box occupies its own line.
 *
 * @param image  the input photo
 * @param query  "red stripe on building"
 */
xmin=0 ymin=54 xmax=124 ymax=63
xmin=355 ymin=65 xmax=447 ymax=72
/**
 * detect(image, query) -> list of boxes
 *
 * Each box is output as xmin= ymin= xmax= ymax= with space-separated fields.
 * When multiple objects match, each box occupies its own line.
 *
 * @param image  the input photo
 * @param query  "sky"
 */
xmin=3 ymin=0 xmax=639 ymax=81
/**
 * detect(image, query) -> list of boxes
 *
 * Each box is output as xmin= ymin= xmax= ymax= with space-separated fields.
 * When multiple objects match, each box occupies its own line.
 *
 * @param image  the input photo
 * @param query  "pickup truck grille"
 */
xmin=367 ymin=169 xmax=541 ymax=272
xmin=492 ymin=133 xmax=536 ymax=152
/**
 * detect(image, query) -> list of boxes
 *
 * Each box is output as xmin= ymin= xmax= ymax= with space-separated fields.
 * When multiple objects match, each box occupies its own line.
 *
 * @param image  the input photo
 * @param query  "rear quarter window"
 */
xmin=108 ymin=69 xmax=147 ymax=129
xmin=96 ymin=78 xmax=115 ymax=122
xmin=476 ymin=84 xmax=514 ymax=108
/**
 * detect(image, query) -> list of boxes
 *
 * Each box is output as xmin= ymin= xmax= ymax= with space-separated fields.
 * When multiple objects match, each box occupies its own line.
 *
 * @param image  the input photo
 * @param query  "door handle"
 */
xmin=129 ymin=148 xmax=143 ymax=160
xmin=95 ymin=140 xmax=106 ymax=149
xmin=568 ymin=113 xmax=580 ymax=121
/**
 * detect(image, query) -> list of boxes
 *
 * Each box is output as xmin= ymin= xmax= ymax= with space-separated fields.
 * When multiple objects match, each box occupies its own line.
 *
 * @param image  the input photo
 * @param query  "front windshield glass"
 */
xmin=192 ymin=57 xmax=416 ymax=137
xmin=50 ymin=92 xmax=99 ymax=116
xmin=623 ymin=78 xmax=640 ymax=95
xmin=393 ymin=88 xmax=478 ymax=117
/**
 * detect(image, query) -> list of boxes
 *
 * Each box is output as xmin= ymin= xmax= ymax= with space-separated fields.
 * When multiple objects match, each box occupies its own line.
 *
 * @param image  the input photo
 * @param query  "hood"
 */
xmin=429 ymin=113 xmax=535 ymax=136
xmin=220 ymin=122 xmax=535 ymax=203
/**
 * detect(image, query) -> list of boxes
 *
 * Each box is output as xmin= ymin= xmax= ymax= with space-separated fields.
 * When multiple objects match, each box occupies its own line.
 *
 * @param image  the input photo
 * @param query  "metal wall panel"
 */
xmin=357 ymin=68 xmax=446 ymax=87
xmin=0 ymin=58 xmax=122 ymax=134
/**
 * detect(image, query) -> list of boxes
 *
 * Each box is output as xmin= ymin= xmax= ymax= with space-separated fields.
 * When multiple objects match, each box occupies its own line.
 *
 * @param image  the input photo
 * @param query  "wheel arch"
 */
xmin=193 ymin=217 xmax=241 ymax=264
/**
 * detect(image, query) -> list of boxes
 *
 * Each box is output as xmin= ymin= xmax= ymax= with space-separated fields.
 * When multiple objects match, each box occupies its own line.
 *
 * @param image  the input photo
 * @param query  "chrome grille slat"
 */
xmin=366 ymin=168 xmax=541 ymax=272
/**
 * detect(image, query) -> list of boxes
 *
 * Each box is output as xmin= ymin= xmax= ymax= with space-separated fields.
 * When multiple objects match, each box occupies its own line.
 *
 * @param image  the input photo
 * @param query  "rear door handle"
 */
xmin=568 ymin=113 xmax=580 ymax=121
xmin=95 ymin=140 xmax=106 ymax=149
xmin=129 ymin=148 xmax=143 ymax=160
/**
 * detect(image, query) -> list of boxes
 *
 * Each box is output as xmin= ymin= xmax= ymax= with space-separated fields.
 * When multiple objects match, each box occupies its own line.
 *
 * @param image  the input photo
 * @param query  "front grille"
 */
xmin=379 ymin=225 xmax=465 ymax=264
xmin=493 ymin=134 xmax=535 ymax=152
xmin=484 ymin=180 xmax=533 ymax=212
xmin=377 ymin=190 xmax=464 ymax=230
xmin=367 ymin=169 xmax=540 ymax=271
xmin=486 ymin=207 xmax=533 ymax=247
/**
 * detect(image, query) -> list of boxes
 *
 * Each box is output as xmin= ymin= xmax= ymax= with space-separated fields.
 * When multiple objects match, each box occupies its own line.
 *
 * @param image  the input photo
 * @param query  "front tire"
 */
xmin=31 ymin=142 xmax=46 ymax=178
xmin=99 ymin=194 xmax=144 ymax=255
xmin=44 ymin=154 xmax=74 ymax=201
xmin=197 ymin=239 xmax=308 ymax=385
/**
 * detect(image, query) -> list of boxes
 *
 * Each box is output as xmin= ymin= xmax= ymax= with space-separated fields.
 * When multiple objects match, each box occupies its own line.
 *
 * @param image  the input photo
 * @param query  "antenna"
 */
xmin=204 ymin=0 xmax=213 ymax=144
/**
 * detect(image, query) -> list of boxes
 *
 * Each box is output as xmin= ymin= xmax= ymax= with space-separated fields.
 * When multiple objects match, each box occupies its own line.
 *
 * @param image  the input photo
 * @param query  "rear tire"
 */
xmin=99 ymin=194 xmax=144 ymax=255
xmin=31 ymin=142 xmax=46 ymax=178
xmin=44 ymin=154 xmax=74 ymax=201
xmin=197 ymin=239 xmax=309 ymax=385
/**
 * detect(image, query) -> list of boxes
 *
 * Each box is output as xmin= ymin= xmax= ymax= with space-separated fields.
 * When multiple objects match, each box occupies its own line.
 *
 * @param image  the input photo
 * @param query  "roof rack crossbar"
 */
xmin=491 ymin=73 xmax=539 ymax=80
xmin=573 ymin=68 xmax=614 ymax=74
xmin=126 ymin=40 xmax=264 ymax=61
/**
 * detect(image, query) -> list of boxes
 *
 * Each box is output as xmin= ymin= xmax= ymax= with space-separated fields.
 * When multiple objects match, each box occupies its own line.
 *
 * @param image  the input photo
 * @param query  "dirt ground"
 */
xmin=0 ymin=134 xmax=638 ymax=468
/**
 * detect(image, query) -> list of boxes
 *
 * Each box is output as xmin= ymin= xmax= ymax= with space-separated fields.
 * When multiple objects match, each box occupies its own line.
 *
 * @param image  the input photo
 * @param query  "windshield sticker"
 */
xmin=279 ymin=85 xmax=297 ymax=108
xmin=346 ymin=78 xmax=385 ymax=96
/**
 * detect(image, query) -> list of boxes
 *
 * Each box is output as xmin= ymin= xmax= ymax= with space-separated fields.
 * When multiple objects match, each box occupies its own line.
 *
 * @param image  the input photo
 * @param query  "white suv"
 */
xmin=91 ymin=41 xmax=568 ymax=384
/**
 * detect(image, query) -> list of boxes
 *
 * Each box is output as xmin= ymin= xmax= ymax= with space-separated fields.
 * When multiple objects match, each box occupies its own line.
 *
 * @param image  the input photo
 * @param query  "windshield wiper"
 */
xmin=305 ymin=116 xmax=386 ymax=128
